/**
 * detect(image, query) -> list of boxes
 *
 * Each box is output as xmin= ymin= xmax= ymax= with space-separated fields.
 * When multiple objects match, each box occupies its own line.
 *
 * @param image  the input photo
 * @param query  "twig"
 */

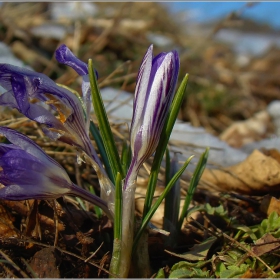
xmin=84 ymin=242 xmax=104 ymax=263
xmin=0 ymin=249 xmax=30 ymax=278
xmin=21 ymin=257 xmax=39 ymax=278
xmin=0 ymin=261 xmax=18 ymax=278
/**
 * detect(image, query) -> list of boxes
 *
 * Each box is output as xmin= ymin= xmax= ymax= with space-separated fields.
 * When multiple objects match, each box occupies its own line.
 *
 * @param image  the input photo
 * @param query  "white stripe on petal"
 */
xmin=131 ymin=45 xmax=153 ymax=131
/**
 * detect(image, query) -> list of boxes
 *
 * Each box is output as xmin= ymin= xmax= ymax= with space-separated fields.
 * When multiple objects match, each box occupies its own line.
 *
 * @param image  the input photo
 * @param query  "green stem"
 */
xmin=114 ymin=173 xmax=122 ymax=240
xmin=109 ymin=172 xmax=122 ymax=277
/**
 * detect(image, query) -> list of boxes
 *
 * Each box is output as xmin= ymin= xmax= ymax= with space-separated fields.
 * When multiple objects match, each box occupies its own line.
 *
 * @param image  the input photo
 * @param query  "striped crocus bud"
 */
xmin=125 ymin=45 xmax=179 ymax=189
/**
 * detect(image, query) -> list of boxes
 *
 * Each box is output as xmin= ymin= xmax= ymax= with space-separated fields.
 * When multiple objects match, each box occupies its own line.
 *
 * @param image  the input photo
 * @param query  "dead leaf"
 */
xmin=0 ymin=204 xmax=19 ymax=238
xmin=260 ymin=195 xmax=280 ymax=216
xmin=261 ymin=148 xmax=280 ymax=164
xmin=165 ymin=236 xmax=218 ymax=261
xmin=251 ymin=233 xmax=280 ymax=256
xmin=202 ymin=149 xmax=280 ymax=194
xmin=220 ymin=111 xmax=270 ymax=148
xmin=29 ymin=247 xmax=60 ymax=278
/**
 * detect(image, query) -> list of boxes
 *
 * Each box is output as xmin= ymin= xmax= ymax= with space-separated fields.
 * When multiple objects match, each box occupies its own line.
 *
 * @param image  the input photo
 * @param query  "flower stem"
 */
xmin=70 ymin=183 xmax=113 ymax=220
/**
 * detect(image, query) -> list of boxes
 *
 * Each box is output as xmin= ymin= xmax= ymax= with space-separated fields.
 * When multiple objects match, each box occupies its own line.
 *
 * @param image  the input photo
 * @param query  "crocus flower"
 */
xmin=0 ymin=63 xmax=102 ymax=168
xmin=0 ymin=127 xmax=112 ymax=219
xmin=125 ymin=45 xmax=179 ymax=189
xmin=116 ymin=45 xmax=179 ymax=277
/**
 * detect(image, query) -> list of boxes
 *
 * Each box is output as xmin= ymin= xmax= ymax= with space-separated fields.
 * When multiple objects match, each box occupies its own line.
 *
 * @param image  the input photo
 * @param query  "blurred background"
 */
xmin=0 ymin=2 xmax=280 ymax=139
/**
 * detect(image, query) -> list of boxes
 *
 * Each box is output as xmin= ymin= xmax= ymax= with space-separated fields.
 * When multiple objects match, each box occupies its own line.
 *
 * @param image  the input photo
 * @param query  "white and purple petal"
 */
xmin=129 ymin=45 xmax=180 ymax=177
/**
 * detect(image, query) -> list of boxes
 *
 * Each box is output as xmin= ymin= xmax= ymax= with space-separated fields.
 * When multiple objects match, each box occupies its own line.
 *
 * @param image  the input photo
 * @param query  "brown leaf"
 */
xmin=220 ymin=111 xmax=270 ymax=148
xmin=202 ymin=149 xmax=280 ymax=194
xmin=0 ymin=204 xmax=19 ymax=238
xmin=251 ymin=233 xmax=280 ymax=256
xmin=260 ymin=195 xmax=280 ymax=216
xmin=29 ymin=247 xmax=60 ymax=278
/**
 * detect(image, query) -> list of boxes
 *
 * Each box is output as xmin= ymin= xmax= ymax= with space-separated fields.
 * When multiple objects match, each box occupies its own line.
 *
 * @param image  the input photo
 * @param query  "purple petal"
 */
xmin=0 ymin=64 xmax=100 ymax=163
xmin=55 ymin=44 xmax=88 ymax=76
xmin=55 ymin=44 xmax=98 ymax=79
xmin=0 ymin=132 xmax=73 ymax=200
xmin=0 ymin=185 xmax=61 ymax=200
xmin=0 ymin=143 xmax=21 ymax=156
xmin=0 ymin=127 xmax=68 ymax=172
xmin=0 ymin=127 xmax=112 ymax=218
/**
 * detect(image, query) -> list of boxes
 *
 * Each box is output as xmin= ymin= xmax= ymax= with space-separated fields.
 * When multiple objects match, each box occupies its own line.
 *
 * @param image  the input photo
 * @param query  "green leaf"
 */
xmin=165 ymin=147 xmax=171 ymax=185
xmin=120 ymin=140 xmax=131 ymax=175
xmin=227 ymin=249 xmax=244 ymax=262
xmin=142 ymin=74 xmax=189 ymax=220
xmin=235 ymin=225 xmax=258 ymax=241
xmin=219 ymin=264 xmax=249 ymax=278
xmin=215 ymin=262 xmax=227 ymax=277
xmin=88 ymin=184 xmax=103 ymax=219
xmin=88 ymin=59 xmax=124 ymax=183
xmin=155 ymin=268 xmax=166 ymax=278
xmin=205 ymin=203 xmax=227 ymax=216
xmin=133 ymin=155 xmax=194 ymax=252
xmin=163 ymin=152 xmax=181 ymax=242
xmin=178 ymin=147 xmax=209 ymax=230
xmin=169 ymin=262 xmax=210 ymax=278
xmin=89 ymin=121 xmax=114 ymax=182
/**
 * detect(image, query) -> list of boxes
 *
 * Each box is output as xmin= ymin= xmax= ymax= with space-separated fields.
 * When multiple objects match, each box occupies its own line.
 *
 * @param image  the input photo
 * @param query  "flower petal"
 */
xmin=0 ymin=64 xmax=99 ymax=162
xmin=125 ymin=46 xmax=180 ymax=188
xmin=0 ymin=127 xmax=112 ymax=219
xmin=55 ymin=44 xmax=88 ymax=76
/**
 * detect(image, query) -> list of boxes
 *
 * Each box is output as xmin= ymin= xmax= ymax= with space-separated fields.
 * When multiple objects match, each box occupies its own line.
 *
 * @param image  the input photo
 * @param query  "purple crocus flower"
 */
xmin=0 ymin=127 xmax=112 ymax=219
xmin=0 ymin=63 xmax=102 ymax=167
xmin=125 ymin=45 xmax=179 ymax=188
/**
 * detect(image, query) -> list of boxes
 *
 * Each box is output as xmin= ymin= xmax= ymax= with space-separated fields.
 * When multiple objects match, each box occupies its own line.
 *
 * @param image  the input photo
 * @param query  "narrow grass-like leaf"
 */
xmin=121 ymin=141 xmax=131 ymax=175
xmin=142 ymin=74 xmax=189 ymax=220
xmin=76 ymin=197 xmax=86 ymax=211
xmin=114 ymin=172 xmax=122 ymax=240
xmin=165 ymin=148 xmax=171 ymax=185
xmin=163 ymin=152 xmax=181 ymax=242
xmin=88 ymin=59 xmax=124 ymax=183
xmin=133 ymin=155 xmax=194 ymax=251
xmin=177 ymin=147 xmax=209 ymax=230
xmin=89 ymin=184 xmax=103 ymax=219
xmin=89 ymin=121 xmax=113 ymax=181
